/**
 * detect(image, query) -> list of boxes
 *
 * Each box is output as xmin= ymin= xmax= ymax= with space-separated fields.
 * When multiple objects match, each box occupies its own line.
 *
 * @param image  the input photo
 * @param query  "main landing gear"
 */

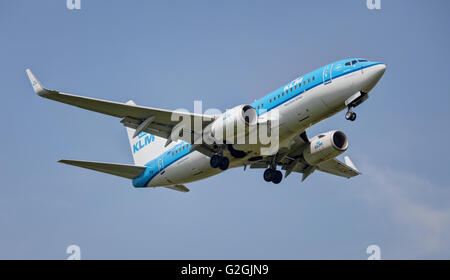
xmin=210 ymin=154 xmax=230 ymax=171
xmin=263 ymin=168 xmax=283 ymax=184
xmin=345 ymin=107 xmax=357 ymax=121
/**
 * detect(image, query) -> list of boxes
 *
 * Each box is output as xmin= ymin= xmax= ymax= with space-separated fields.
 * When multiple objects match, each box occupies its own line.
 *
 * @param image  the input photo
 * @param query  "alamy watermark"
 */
xmin=66 ymin=244 xmax=81 ymax=260
xmin=366 ymin=0 xmax=381 ymax=10
xmin=67 ymin=0 xmax=81 ymax=10
xmin=164 ymin=101 xmax=280 ymax=155
xmin=366 ymin=244 xmax=381 ymax=260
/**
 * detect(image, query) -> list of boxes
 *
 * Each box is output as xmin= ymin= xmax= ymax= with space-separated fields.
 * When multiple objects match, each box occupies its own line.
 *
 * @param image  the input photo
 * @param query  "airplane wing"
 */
xmin=26 ymin=69 xmax=216 ymax=145
xmin=316 ymin=156 xmax=360 ymax=178
xmin=247 ymin=131 xmax=360 ymax=181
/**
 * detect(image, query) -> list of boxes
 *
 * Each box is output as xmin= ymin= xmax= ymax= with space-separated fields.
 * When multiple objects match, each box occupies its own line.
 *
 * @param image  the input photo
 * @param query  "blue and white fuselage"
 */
xmin=27 ymin=58 xmax=386 ymax=192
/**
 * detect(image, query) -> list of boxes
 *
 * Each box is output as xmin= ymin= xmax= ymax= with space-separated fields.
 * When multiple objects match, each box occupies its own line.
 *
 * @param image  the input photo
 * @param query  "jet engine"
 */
xmin=207 ymin=105 xmax=258 ymax=144
xmin=303 ymin=131 xmax=348 ymax=165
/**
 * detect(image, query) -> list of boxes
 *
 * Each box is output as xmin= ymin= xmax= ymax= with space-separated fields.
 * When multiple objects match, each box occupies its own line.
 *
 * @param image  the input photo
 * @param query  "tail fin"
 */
xmin=125 ymin=100 xmax=168 ymax=166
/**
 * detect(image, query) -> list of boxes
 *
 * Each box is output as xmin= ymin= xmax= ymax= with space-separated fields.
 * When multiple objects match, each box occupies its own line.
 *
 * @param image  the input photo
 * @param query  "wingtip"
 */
xmin=26 ymin=68 xmax=48 ymax=96
xmin=344 ymin=156 xmax=360 ymax=173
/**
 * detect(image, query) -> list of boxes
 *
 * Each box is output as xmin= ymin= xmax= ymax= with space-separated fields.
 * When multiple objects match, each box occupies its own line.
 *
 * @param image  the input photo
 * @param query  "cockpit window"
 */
xmin=358 ymin=59 xmax=368 ymax=62
xmin=351 ymin=60 xmax=358 ymax=65
xmin=345 ymin=62 xmax=351 ymax=66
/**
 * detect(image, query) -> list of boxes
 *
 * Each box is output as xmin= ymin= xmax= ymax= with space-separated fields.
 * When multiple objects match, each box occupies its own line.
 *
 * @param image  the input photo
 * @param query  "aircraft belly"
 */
xmin=158 ymin=152 xmax=221 ymax=186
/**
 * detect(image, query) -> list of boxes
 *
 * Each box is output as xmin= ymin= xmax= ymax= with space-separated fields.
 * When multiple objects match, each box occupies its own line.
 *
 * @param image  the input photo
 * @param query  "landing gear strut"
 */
xmin=210 ymin=154 xmax=230 ymax=170
xmin=345 ymin=107 xmax=357 ymax=121
xmin=263 ymin=168 xmax=283 ymax=184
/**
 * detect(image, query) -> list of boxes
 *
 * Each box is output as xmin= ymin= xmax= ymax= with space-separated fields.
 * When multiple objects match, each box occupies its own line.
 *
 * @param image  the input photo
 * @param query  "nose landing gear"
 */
xmin=345 ymin=108 xmax=357 ymax=121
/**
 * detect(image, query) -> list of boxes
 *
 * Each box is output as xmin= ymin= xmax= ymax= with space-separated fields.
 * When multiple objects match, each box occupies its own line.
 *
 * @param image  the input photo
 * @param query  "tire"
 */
xmin=210 ymin=155 xmax=221 ymax=168
xmin=272 ymin=170 xmax=283 ymax=184
xmin=263 ymin=169 xmax=275 ymax=182
xmin=345 ymin=111 xmax=352 ymax=120
xmin=219 ymin=157 xmax=230 ymax=170
xmin=350 ymin=112 xmax=357 ymax=121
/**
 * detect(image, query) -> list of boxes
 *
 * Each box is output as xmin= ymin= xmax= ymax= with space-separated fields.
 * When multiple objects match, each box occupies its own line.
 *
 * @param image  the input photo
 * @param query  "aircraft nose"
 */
xmin=375 ymin=63 xmax=386 ymax=78
xmin=360 ymin=63 xmax=386 ymax=93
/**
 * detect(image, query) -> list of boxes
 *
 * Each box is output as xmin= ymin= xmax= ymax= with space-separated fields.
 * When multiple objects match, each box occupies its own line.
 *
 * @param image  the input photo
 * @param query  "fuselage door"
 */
xmin=158 ymin=158 xmax=164 ymax=173
xmin=323 ymin=64 xmax=333 ymax=85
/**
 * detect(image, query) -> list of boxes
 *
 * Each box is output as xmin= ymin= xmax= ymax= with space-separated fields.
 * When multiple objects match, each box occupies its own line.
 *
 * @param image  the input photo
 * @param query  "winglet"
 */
xmin=344 ymin=156 xmax=360 ymax=173
xmin=26 ymin=69 xmax=48 ymax=96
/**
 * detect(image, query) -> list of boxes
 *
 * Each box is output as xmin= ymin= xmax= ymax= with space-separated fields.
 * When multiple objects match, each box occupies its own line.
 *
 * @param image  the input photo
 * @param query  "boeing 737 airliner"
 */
xmin=27 ymin=58 xmax=386 ymax=192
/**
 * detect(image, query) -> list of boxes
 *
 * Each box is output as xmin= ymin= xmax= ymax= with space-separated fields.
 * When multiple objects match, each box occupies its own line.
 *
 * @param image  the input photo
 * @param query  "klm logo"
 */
xmin=133 ymin=133 xmax=155 ymax=154
xmin=314 ymin=141 xmax=323 ymax=150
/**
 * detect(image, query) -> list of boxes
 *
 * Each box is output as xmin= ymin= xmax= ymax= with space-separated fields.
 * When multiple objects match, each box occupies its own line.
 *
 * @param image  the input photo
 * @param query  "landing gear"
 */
xmin=345 ymin=108 xmax=357 ymax=121
xmin=218 ymin=157 xmax=230 ymax=171
xmin=210 ymin=155 xmax=230 ymax=170
xmin=263 ymin=168 xmax=283 ymax=184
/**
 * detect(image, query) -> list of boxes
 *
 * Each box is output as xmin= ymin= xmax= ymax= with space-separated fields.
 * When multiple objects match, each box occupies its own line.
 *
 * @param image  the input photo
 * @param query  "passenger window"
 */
xmin=312 ymin=76 xmax=315 ymax=81
xmin=303 ymin=81 xmax=306 ymax=85
xmin=278 ymin=94 xmax=280 ymax=98
xmin=307 ymin=79 xmax=310 ymax=83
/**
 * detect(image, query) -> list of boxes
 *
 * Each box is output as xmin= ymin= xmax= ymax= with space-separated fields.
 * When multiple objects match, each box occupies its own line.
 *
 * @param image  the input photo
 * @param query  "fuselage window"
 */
xmin=307 ymin=79 xmax=310 ymax=83
xmin=312 ymin=76 xmax=315 ymax=81
xmin=358 ymin=59 xmax=367 ymax=62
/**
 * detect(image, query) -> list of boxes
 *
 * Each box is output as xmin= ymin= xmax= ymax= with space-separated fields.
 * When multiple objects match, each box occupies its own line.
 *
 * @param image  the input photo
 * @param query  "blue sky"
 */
xmin=1 ymin=0 xmax=450 ymax=259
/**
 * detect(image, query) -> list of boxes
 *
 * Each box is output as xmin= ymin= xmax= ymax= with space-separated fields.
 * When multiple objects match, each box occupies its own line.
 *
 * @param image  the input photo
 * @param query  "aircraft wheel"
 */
xmin=219 ymin=157 xmax=230 ymax=170
xmin=210 ymin=155 xmax=221 ymax=168
xmin=272 ymin=170 xmax=283 ymax=184
xmin=263 ymin=168 xmax=275 ymax=182
xmin=345 ymin=110 xmax=357 ymax=121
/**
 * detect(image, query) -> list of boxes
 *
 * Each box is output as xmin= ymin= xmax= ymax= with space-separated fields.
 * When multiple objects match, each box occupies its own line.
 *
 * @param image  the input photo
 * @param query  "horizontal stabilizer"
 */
xmin=59 ymin=160 xmax=146 ymax=179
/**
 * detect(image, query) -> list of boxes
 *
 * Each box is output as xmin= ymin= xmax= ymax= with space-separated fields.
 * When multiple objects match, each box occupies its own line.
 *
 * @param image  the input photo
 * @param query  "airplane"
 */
xmin=26 ymin=58 xmax=386 ymax=192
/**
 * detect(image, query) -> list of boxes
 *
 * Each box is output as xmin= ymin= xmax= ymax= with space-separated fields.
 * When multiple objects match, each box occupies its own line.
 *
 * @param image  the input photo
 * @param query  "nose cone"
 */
xmin=375 ymin=63 xmax=386 ymax=77
xmin=361 ymin=63 xmax=386 ymax=93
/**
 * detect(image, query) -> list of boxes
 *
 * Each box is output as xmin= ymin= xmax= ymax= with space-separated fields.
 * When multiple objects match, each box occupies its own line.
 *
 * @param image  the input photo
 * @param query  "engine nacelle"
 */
xmin=208 ymin=105 xmax=257 ymax=144
xmin=303 ymin=131 xmax=348 ymax=165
